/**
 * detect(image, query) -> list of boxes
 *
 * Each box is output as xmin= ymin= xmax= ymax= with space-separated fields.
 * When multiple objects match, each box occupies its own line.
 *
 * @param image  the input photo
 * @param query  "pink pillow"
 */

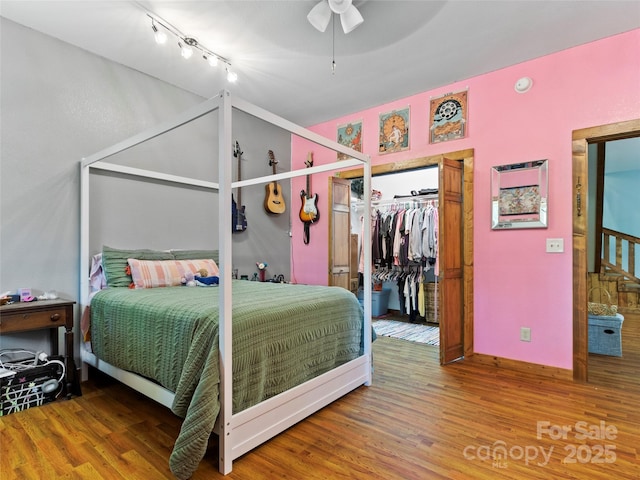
xmin=127 ymin=258 xmax=219 ymax=289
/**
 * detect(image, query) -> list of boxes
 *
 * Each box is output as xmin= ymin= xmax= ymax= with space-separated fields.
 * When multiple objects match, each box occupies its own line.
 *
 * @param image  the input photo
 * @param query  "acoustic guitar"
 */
xmin=264 ymin=150 xmax=286 ymax=214
xmin=232 ymin=141 xmax=247 ymax=232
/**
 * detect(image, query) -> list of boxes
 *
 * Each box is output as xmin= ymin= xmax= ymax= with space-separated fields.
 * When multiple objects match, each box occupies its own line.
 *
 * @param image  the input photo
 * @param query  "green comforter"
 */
xmin=90 ymin=281 xmax=364 ymax=479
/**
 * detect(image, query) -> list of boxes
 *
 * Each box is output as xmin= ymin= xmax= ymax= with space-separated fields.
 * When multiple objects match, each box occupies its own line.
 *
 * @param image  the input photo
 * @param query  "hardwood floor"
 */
xmin=1 ymin=318 xmax=639 ymax=479
xmin=588 ymin=310 xmax=640 ymax=389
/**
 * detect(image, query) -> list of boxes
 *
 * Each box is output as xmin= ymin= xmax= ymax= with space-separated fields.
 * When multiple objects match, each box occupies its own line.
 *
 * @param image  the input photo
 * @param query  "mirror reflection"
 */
xmin=491 ymin=159 xmax=548 ymax=229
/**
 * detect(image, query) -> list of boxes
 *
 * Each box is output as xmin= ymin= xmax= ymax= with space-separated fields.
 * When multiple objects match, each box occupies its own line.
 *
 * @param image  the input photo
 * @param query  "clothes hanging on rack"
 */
xmin=359 ymin=197 xmax=438 ymax=271
xmin=368 ymin=264 xmax=439 ymax=323
xmin=357 ymin=195 xmax=440 ymax=323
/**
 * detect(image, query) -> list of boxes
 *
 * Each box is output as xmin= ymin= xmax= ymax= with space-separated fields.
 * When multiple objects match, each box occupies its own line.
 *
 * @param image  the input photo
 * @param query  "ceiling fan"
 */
xmin=307 ymin=0 xmax=364 ymax=34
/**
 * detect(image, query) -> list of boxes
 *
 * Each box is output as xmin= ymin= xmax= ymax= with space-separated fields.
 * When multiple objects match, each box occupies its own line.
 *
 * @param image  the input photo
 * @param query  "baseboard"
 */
xmin=468 ymin=353 xmax=573 ymax=381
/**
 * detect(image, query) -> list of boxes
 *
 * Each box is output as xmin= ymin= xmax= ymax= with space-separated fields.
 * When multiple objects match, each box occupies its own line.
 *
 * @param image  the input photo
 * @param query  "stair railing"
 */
xmin=601 ymin=227 xmax=640 ymax=283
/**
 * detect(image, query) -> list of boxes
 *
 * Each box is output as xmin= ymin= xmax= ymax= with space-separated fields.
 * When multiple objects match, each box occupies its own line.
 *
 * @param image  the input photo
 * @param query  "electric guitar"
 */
xmin=264 ymin=150 xmax=286 ymax=214
xmin=299 ymin=152 xmax=319 ymax=224
xmin=299 ymin=152 xmax=319 ymax=244
xmin=232 ymin=141 xmax=247 ymax=232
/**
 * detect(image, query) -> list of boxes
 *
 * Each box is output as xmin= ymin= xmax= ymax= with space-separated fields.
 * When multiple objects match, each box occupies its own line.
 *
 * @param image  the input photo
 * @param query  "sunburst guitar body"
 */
xmin=264 ymin=150 xmax=286 ymax=214
xmin=299 ymin=152 xmax=319 ymax=223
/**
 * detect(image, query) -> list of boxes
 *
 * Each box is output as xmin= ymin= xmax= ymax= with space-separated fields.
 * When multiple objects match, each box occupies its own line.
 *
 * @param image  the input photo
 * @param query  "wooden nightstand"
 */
xmin=0 ymin=299 xmax=81 ymax=398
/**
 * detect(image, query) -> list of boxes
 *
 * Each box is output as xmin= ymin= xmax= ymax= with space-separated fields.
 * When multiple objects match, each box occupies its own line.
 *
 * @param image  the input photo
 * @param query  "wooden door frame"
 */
xmin=336 ymin=149 xmax=474 ymax=358
xmin=572 ymin=119 xmax=640 ymax=381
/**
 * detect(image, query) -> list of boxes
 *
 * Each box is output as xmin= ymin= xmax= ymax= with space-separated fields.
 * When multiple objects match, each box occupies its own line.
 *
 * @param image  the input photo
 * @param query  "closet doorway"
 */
xmin=333 ymin=149 xmax=474 ymax=365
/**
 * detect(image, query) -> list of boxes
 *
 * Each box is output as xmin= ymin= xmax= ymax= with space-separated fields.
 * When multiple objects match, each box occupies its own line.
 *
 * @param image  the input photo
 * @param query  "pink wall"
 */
xmin=291 ymin=30 xmax=640 ymax=370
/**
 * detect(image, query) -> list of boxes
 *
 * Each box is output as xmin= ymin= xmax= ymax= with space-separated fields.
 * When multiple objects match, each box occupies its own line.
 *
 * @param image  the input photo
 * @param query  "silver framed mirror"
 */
xmin=491 ymin=159 xmax=548 ymax=229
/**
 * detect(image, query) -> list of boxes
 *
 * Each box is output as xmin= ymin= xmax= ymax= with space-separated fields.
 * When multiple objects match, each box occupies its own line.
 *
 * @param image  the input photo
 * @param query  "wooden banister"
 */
xmin=601 ymin=227 xmax=639 ymax=283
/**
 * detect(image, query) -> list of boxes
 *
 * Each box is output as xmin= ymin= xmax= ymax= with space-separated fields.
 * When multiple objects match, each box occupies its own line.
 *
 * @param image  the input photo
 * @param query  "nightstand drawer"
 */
xmin=0 ymin=306 xmax=68 ymax=333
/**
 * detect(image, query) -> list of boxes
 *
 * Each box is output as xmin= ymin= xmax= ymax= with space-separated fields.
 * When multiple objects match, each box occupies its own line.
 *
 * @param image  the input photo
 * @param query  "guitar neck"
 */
xmin=268 ymin=150 xmax=278 ymax=177
xmin=237 ymin=149 xmax=242 ymax=205
xmin=305 ymin=152 xmax=313 ymax=195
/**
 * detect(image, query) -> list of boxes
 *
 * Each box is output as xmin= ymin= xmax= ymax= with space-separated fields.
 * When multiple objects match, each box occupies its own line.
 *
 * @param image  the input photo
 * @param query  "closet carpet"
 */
xmin=372 ymin=319 xmax=439 ymax=346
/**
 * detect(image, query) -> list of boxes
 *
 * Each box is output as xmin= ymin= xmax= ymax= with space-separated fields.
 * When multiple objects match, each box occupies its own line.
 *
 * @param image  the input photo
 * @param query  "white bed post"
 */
xmin=217 ymin=90 xmax=234 ymax=475
xmin=79 ymin=162 xmax=90 ymax=380
xmin=363 ymin=158 xmax=372 ymax=386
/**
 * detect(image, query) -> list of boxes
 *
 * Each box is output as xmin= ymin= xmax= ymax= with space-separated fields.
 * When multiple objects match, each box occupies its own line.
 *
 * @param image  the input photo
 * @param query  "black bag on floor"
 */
xmin=0 ymin=355 xmax=64 ymax=416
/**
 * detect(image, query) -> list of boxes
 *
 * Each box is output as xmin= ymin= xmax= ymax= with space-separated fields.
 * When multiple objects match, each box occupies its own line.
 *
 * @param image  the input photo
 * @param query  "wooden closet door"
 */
xmin=328 ymin=177 xmax=352 ymax=289
xmin=439 ymin=157 xmax=464 ymax=364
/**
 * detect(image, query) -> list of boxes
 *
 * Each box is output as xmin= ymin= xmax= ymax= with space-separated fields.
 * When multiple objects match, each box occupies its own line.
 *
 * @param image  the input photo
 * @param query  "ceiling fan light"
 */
xmin=340 ymin=5 xmax=363 ymax=34
xmin=307 ymin=1 xmax=332 ymax=32
xmin=328 ymin=0 xmax=352 ymax=15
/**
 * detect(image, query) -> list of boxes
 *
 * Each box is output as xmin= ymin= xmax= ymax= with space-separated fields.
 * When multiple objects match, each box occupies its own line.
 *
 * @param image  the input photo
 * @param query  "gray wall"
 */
xmin=0 ymin=18 xmax=291 ymax=354
xmin=87 ymin=107 xmax=293 ymax=280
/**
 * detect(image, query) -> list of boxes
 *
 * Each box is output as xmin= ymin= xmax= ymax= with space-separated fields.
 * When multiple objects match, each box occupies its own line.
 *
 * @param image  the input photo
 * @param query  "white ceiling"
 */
xmin=1 ymin=0 xmax=639 ymax=127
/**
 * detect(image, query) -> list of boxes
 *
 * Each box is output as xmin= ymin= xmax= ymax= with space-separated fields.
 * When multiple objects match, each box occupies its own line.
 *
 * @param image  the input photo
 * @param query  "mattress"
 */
xmin=90 ymin=280 xmax=364 ymax=478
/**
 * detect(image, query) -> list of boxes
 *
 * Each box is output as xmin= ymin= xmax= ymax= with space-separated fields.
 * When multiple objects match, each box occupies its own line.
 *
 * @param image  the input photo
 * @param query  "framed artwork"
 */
xmin=491 ymin=159 xmax=548 ymax=229
xmin=429 ymin=90 xmax=468 ymax=143
xmin=337 ymin=120 xmax=363 ymax=160
xmin=379 ymin=107 xmax=410 ymax=154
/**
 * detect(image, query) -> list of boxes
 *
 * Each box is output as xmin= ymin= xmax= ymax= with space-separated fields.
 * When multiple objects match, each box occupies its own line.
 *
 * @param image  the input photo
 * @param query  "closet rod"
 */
xmin=351 ymin=193 xmax=438 ymax=208
xmin=392 ymin=192 xmax=438 ymax=200
xmin=374 ymin=194 xmax=438 ymax=207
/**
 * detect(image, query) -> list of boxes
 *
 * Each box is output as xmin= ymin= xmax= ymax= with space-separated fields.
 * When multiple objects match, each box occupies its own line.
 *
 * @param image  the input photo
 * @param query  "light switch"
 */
xmin=546 ymin=238 xmax=564 ymax=253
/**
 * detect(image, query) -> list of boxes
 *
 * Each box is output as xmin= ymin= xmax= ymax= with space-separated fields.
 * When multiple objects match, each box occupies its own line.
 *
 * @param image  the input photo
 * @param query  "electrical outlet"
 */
xmin=520 ymin=327 xmax=531 ymax=342
xmin=546 ymin=238 xmax=564 ymax=253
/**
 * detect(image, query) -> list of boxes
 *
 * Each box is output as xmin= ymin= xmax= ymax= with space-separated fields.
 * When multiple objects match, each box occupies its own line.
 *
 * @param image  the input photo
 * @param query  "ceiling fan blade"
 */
xmin=340 ymin=5 xmax=364 ymax=34
xmin=308 ymin=1 xmax=332 ymax=32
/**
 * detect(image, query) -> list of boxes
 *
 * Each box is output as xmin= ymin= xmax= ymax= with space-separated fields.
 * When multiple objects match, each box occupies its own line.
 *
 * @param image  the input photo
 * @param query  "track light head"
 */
xmin=204 ymin=55 xmax=218 ymax=67
xmin=226 ymin=69 xmax=238 ymax=83
xmin=178 ymin=41 xmax=193 ymax=59
xmin=151 ymin=22 xmax=167 ymax=44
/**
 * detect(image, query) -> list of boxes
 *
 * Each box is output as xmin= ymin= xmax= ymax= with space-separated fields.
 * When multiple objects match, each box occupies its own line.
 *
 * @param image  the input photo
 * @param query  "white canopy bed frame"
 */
xmin=79 ymin=90 xmax=372 ymax=475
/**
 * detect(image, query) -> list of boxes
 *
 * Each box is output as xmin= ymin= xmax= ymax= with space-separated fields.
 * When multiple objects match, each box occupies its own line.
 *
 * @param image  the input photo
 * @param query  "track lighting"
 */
xmin=151 ymin=21 xmax=167 ymax=44
xmin=146 ymin=13 xmax=235 ymax=81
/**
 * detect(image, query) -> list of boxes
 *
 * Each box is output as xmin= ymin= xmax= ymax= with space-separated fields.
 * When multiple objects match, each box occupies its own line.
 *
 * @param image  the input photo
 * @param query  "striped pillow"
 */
xmin=127 ymin=258 xmax=219 ymax=289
